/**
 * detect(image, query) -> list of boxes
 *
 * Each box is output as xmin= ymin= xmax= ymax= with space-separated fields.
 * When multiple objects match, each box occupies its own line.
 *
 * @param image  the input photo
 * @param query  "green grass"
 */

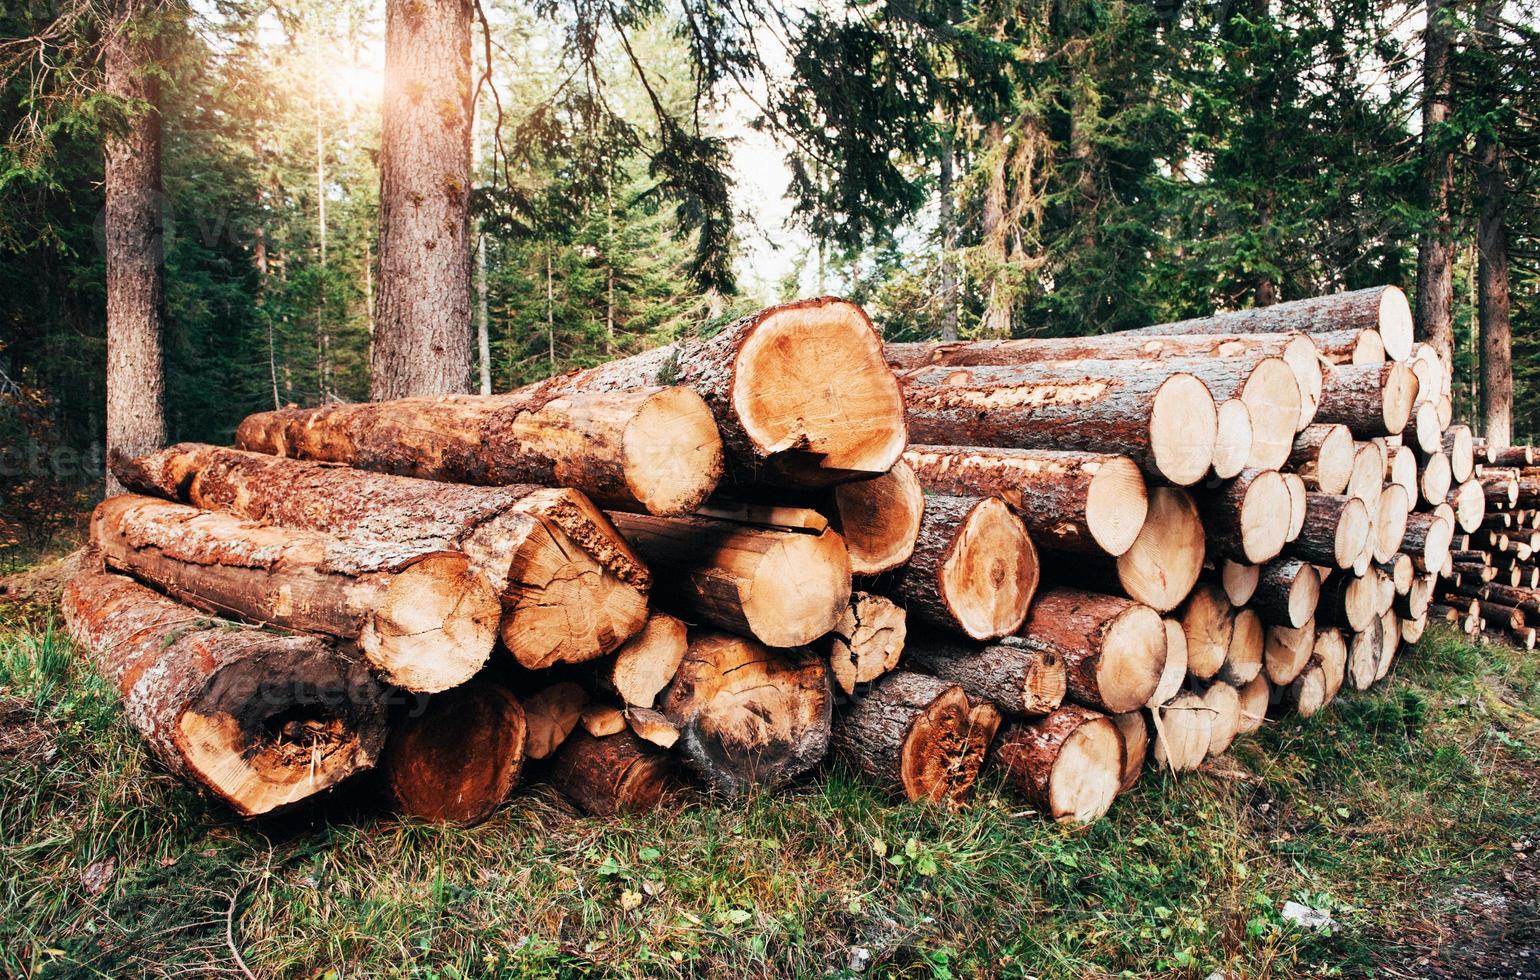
xmin=1 ymin=593 xmax=1537 ymax=979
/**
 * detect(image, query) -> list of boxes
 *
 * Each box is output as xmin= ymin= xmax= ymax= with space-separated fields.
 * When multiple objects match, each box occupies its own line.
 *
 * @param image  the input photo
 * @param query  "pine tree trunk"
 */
xmin=1416 ymin=0 xmax=1456 ymax=366
xmin=374 ymin=0 xmax=474 ymax=400
xmin=103 ymin=0 xmax=167 ymax=494
xmin=476 ymin=232 xmax=492 ymax=395
xmin=938 ymin=121 xmax=958 ymax=343
xmin=1476 ymin=100 xmax=1512 ymax=447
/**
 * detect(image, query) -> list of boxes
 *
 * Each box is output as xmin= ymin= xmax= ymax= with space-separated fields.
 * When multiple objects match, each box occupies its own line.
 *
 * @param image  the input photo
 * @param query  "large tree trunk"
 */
xmin=832 ymin=671 xmax=1001 ymax=805
xmin=1018 ymin=588 xmax=1166 ymax=714
xmin=112 ymin=444 xmax=650 ymax=669
xmin=1476 ymin=79 xmax=1513 ymax=447
xmin=1416 ymin=0 xmax=1456 ymax=366
xmin=236 ymin=386 xmax=724 ymax=517
xmin=62 ymin=569 xmax=385 ymax=817
xmin=659 ymin=632 xmax=833 ymax=796
xmin=103 ymin=0 xmax=167 ymax=494
xmin=993 ymin=704 xmax=1124 ymax=822
xmin=384 ymin=678 xmax=525 ymax=824
xmin=903 ymin=633 xmax=1067 ymax=716
xmin=374 ymin=0 xmax=474 ymax=399
xmin=92 ymin=495 xmax=501 ymax=692
xmin=536 ymin=298 xmax=907 ymax=488
xmin=899 ymin=360 xmax=1218 ymax=486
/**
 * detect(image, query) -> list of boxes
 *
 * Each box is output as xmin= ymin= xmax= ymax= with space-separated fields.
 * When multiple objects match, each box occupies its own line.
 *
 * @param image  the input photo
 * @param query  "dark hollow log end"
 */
xmin=384 ymin=682 xmax=526 ymax=825
xmin=900 ymin=688 xmax=1003 ymax=806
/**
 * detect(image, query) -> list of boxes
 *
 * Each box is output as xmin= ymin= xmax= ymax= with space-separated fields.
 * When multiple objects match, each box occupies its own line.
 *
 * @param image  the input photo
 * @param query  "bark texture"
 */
xmin=993 ymin=704 xmax=1124 ymax=822
xmin=1018 ymin=588 xmax=1166 ymax=714
xmin=903 ymin=633 xmax=1067 ymax=716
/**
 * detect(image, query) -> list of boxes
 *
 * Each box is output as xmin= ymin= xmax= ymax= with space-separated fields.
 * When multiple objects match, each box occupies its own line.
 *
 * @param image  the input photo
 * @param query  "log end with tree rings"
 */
xmin=1202 ymin=681 xmax=1242 ymax=756
xmin=1375 ymin=285 xmax=1414 ymax=360
xmin=1152 ymin=692 xmax=1212 ymax=772
xmin=1149 ymin=372 xmax=1220 ymax=487
xmin=1410 ymin=400 xmax=1441 ymax=455
xmin=1279 ymin=334 xmax=1324 ymax=431
xmin=1333 ymin=495 xmax=1372 ymax=569
xmin=547 ymin=729 xmax=677 ymax=817
xmin=1373 ymin=484 xmax=1410 ymax=564
xmin=1115 ymin=487 xmax=1205 ymax=613
xmin=994 ymin=705 xmax=1125 ymax=822
xmin=1444 ymin=424 xmax=1475 ymax=483
xmin=1348 ymin=442 xmax=1385 ymax=504
xmin=830 ymin=461 xmax=925 ymax=574
xmin=603 ymin=612 xmax=688 ymax=708
xmin=359 ymin=553 xmax=503 ymax=693
xmin=826 ymin=592 xmax=907 ymax=695
xmin=384 ymin=680 xmax=526 ymax=825
xmin=1083 ymin=454 xmax=1151 ymax=556
xmin=1211 ymin=399 xmax=1255 ymax=479
xmin=1022 ymin=589 xmax=1166 ymax=714
xmin=1284 ymin=473 xmax=1307 ymax=542
xmin=1346 ymin=620 xmax=1381 ymax=690
xmin=1279 ymin=660 xmax=1329 ymax=718
xmin=1217 ymin=607 xmax=1264 ymax=686
xmin=616 ymin=386 xmax=727 ymax=515
xmin=1239 ymin=357 xmax=1304 ymax=470
xmin=1386 ymin=443 xmax=1417 ymax=498
xmin=1087 ymin=602 xmax=1167 ymax=714
xmin=1181 ymin=582 xmax=1233 ymax=680
xmin=1350 ymin=327 xmax=1386 ymax=365
xmin=1314 ymin=627 xmax=1349 ymax=699
xmin=1311 ymin=423 xmax=1357 ymax=495
xmin=1110 ymin=711 xmax=1149 ymax=793
xmin=1235 ymin=674 xmax=1270 ymax=736
xmin=932 ymin=497 xmax=1040 ymax=641
xmin=660 ymin=632 xmax=833 ymax=796
xmin=1149 ymin=620 xmax=1189 ymax=707
xmin=1420 ymin=450 xmax=1452 ymax=508
xmin=1236 ymin=469 xmax=1292 ymax=564
xmin=1379 ymin=362 xmax=1419 ymax=435
xmin=731 ymin=299 xmax=907 ymax=485
xmin=1264 ymin=618 xmax=1316 ymax=686
xmin=1222 ymin=560 xmax=1260 ymax=606
xmin=1273 ymin=559 xmax=1321 ymax=629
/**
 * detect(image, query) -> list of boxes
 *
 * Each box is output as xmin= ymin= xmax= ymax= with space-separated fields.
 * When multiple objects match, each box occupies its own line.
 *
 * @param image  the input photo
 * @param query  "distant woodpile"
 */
xmin=62 ymin=288 xmax=1486 ymax=823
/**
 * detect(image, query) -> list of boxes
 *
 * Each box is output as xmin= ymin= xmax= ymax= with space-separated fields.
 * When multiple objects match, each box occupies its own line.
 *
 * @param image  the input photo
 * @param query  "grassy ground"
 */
xmin=1 ymin=587 xmax=1537 ymax=979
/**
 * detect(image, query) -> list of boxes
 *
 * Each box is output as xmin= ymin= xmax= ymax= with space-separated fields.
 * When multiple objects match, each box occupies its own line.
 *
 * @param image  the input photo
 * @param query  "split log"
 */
xmin=235 ymin=386 xmax=724 ymax=516
xmin=825 ymin=592 xmax=907 ymax=695
xmin=883 ymin=495 xmax=1039 ymax=641
xmin=1070 ymin=486 xmax=1205 ymax=613
xmin=1290 ymin=424 xmax=1356 ymax=495
xmin=1117 ymin=286 xmax=1414 ymax=361
xmin=1443 ymin=425 xmax=1475 ymax=483
xmin=581 ymin=705 xmax=628 ymax=738
xmin=903 ymin=634 xmax=1066 ymax=716
xmin=1235 ymin=675 xmax=1271 ymax=736
xmin=113 ymin=443 xmax=651 ymax=671
xmin=1202 ymin=681 xmax=1243 ymax=756
xmin=384 ymin=680 xmax=526 ymax=824
xmin=1252 ymin=559 xmax=1321 ymax=629
xmin=547 ymin=729 xmax=677 ymax=816
xmin=1286 ymin=494 xmax=1371 ymax=570
xmin=993 ymin=704 xmax=1124 ymax=821
xmin=1216 ymin=608 xmax=1264 ymax=686
xmin=1420 ymin=451 xmax=1453 ymax=508
xmin=625 ymin=707 xmax=681 ymax=748
xmin=61 ymin=569 xmax=386 ymax=818
xmin=902 ymin=446 xmax=1148 ymax=556
xmin=1221 ymin=561 xmax=1261 ymax=606
xmin=608 ymin=513 xmax=851 ymax=648
xmin=1212 ymin=399 xmax=1255 ymax=479
xmin=1372 ymin=484 xmax=1411 ymax=564
xmin=91 ymin=495 xmax=501 ymax=693
xmin=898 ymin=360 xmax=1218 ymax=486
xmin=1110 ymin=712 xmax=1149 ymax=793
xmin=1196 ymin=468 xmax=1291 ymax=564
xmin=1149 ymin=620 xmax=1190 ymax=707
xmin=1403 ymin=508 xmax=1455 ymax=575
xmin=1315 ymin=362 xmax=1418 ymax=437
xmin=826 ymin=462 xmax=925 ymax=574
xmin=523 ymin=682 xmax=589 ymax=760
xmin=594 ymin=612 xmax=688 ymax=708
xmin=1264 ymin=619 xmax=1317 ymax=686
xmin=1152 ymin=692 xmax=1213 ymax=772
xmin=1181 ymin=582 xmax=1234 ymax=680
xmin=832 ymin=671 xmax=1001 ymax=805
xmin=659 ymin=632 xmax=833 ymax=795
xmin=1019 ymin=588 xmax=1167 ymax=713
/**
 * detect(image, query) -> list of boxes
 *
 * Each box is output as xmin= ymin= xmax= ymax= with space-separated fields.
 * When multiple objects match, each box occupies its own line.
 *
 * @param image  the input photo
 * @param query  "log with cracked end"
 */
xmin=824 ymin=592 xmax=907 ymax=695
xmin=994 ymin=704 xmax=1125 ymax=822
xmin=1151 ymin=692 xmax=1213 ymax=772
xmin=61 ymin=569 xmax=387 ymax=818
xmin=90 ymin=495 xmax=502 ymax=693
xmin=384 ymin=679 xmax=526 ymax=825
xmin=832 ymin=671 xmax=1002 ymax=806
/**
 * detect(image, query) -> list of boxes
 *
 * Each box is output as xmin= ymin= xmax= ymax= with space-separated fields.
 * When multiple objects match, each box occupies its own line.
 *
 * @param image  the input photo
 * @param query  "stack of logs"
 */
xmin=1433 ymin=442 xmax=1540 ymax=648
xmin=61 ymin=287 xmax=1493 ymax=825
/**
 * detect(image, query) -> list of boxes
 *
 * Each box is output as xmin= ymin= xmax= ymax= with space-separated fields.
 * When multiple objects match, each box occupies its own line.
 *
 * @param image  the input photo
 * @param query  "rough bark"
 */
xmin=236 ymin=385 xmax=724 ymax=517
xmin=1287 ymin=494 xmax=1371 ymax=570
xmin=1290 ymin=424 xmax=1355 ymax=495
xmin=546 ymin=729 xmax=677 ymax=816
xmin=824 ymin=592 xmax=907 ymax=695
xmin=1018 ymin=588 xmax=1166 ymax=714
xmin=903 ymin=633 xmax=1066 ymax=716
xmin=374 ymin=0 xmax=474 ymax=399
xmin=62 ymin=568 xmax=385 ymax=817
xmin=993 ymin=704 xmax=1124 ymax=822
xmin=1416 ymin=0 xmax=1456 ymax=367
xmin=832 ymin=671 xmax=1001 ymax=805
xmin=1315 ymin=362 xmax=1418 ymax=437
xmin=384 ymin=679 xmax=525 ymax=824
xmin=91 ymin=495 xmax=500 ymax=692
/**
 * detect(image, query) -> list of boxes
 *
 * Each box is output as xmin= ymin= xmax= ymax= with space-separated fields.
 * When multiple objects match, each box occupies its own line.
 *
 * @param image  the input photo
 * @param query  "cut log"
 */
xmin=1202 ymin=681 xmax=1243 ymax=756
xmin=1375 ymin=611 xmax=1399 ymax=681
xmin=1252 ymin=559 xmax=1321 ymax=628
xmin=594 ymin=612 xmax=688 ymax=708
xmin=993 ymin=704 xmax=1124 ymax=821
xmin=1211 ymin=399 xmax=1255 ymax=480
xmin=1346 ymin=619 xmax=1382 ymax=690
xmin=1289 ymin=424 xmax=1356 ymax=496
xmin=1408 ymin=343 xmax=1447 ymax=402
xmin=385 ymin=680 xmax=526 ymax=824
xmin=1378 ymin=553 xmax=1414 ymax=596
xmin=1481 ymin=469 xmax=1521 ymax=508
xmin=625 ymin=706 xmax=681 ymax=748
xmin=1318 ymin=571 xmax=1379 ymax=632
xmin=1315 ymin=362 xmax=1418 ymax=437
xmin=904 ymin=634 xmax=1066 ymax=716
xmin=608 ymin=513 xmax=851 ymax=648
xmin=659 ymin=632 xmax=833 ymax=795
xmin=1110 ymin=712 xmax=1149 ymax=793
xmin=902 ymin=446 xmax=1148 ymax=556
xmin=1117 ymin=286 xmax=1414 ymax=361
xmin=1403 ymin=508 xmax=1455 ymax=575
xmin=898 ymin=360 xmax=1217 ymax=486
xmin=1373 ymin=484 xmax=1411 ymax=564
xmin=1264 ymin=619 xmax=1317 ymax=686
xmin=1287 ymin=494 xmax=1371 ymax=570
xmin=826 ymin=461 xmax=925 ymax=574
xmin=1018 ymin=588 xmax=1166 ymax=713
xmin=1196 ymin=468 xmax=1291 ymax=564
xmin=1181 ymin=582 xmax=1234 ymax=680
xmin=1278 ymin=659 xmax=1329 ymax=718
xmin=1448 ymin=480 xmax=1485 ymax=533
xmin=114 ymin=443 xmax=651 ymax=671
xmin=1235 ymin=675 xmax=1270 ymax=736
xmin=1315 ymin=627 xmax=1349 ymax=700
xmin=1444 ymin=425 xmax=1475 ymax=483
xmin=513 ymin=297 xmax=907 ymax=489
xmin=825 ymin=592 xmax=907 ymax=695
xmin=1408 ymin=400 xmax=1442 ymax=454
xmin=1284 ymin=473 xmax=1308 ymax=543
xmin=91 ymin=495 xmax=501 ymax=693
xmin=1311 ymin=326 xmax=1385 ymax=365
xmin=1221 ymin=561 xmax=1260 ymax=606
xmin=1477 ymin=600 xmax=1524 ymax=631
xmin=1150 ymin=620 xmax=1190 ymax=707
xmin=1217 ymin=608 xmax=1264 ymax=686
xmin=580 ymin=705 xmax=628 ymax=738
xmin=832 ymin=671 xmax=1002 ymax=805
xmin=884 ymin=495 xmax=1039 ymax=641
xmin=61 ymin=569 xmax=386 ymax=818
xmin=1152 ymin=692 xmax=1213 ymax=772
xmin=1086 ymin=486 xmax=1206 ymax=613
xmin=1385 ymin=443 xmax=1418 ymax=501
xmin=523 ymin=682 xmax=589 ymax=760
xmin=1420 ymin=451 xmax=1453 ymax=508
xmin=546 ymin=729 xmax=677 ymax=816
xmin=235 ymin=386 xmax=724 ymax=516
xmin=1347 ymin=442 xmax=1387 ymax=506
xmin=1488 ymin=445 xmax=1535 ymax=467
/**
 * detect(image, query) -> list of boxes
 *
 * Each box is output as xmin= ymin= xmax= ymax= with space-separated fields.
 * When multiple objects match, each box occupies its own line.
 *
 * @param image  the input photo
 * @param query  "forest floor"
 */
xmin=0 ymin=558 xmax=1538 ymax=978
